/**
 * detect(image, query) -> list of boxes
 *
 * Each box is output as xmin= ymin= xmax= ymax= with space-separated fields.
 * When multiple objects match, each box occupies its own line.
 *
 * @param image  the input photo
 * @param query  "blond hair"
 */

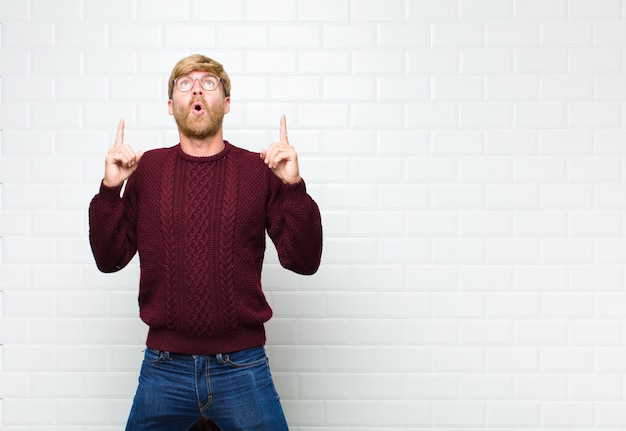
xmin=168 ymin=54 xmax=231 ymax=99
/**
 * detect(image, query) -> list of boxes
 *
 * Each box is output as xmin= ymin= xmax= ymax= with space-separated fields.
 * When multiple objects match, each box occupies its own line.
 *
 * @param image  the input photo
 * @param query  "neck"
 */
xmin=179 ymin=132 xmax=225 ymax=157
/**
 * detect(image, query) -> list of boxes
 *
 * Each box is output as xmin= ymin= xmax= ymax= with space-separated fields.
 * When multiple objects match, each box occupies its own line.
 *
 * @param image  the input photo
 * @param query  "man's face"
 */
xmin=168 ymin=71 xmax=230 ymax=139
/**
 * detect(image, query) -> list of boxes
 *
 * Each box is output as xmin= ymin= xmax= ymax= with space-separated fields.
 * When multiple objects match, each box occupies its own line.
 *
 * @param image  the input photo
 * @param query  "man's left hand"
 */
xmin=260 ymin=115 xmax=302 ymax=185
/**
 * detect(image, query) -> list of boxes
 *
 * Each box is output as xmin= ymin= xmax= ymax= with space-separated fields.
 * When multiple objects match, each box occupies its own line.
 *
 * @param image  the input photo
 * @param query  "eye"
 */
xmin=179 ymin=78 xmax=193 ymax=89
xmin=202 ymin=76 xmax=219 ymax=90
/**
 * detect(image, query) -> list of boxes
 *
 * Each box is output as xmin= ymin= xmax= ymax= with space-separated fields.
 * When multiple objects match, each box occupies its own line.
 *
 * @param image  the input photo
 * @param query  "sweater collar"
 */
xmin=176 ymin=141 xmax=232 ymax=163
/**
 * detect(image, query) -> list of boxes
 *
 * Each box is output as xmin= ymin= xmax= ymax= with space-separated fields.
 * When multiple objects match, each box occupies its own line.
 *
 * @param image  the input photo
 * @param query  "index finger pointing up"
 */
xmin=114 ymin=119 xmax=125 ymax=147
xmin=280 ymin=115 xmax=288 ymax=144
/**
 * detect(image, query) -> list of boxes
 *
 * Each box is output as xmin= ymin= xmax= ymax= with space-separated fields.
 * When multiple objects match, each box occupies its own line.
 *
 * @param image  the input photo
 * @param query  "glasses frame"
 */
xmin=173 ymin=74 xmax=225 ymax=95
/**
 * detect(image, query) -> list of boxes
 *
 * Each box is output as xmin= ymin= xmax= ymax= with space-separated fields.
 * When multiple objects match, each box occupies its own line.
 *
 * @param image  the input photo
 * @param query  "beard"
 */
xmin=172 ymin=98 xmax=225 ymax=140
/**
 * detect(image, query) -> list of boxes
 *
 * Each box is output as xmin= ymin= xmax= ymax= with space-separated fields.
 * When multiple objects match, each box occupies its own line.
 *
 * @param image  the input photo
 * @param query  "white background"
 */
xmin=2 ymin=0 xmax=626 ymax=429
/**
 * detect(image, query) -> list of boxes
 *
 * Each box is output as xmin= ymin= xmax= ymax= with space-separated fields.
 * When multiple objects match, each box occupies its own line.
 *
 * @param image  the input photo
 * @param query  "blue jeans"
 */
xmin=125 ymin=346 xmax=289 ymax=431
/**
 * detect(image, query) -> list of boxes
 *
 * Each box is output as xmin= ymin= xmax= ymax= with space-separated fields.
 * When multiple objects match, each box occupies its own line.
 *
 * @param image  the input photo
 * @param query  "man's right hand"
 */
xmin=103 ymin=119 xmax=143 ymax=188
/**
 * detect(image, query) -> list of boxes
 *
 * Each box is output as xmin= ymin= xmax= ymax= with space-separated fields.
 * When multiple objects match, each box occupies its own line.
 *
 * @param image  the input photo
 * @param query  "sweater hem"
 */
xmin=146 ymin=324 xmax=267 ymax=355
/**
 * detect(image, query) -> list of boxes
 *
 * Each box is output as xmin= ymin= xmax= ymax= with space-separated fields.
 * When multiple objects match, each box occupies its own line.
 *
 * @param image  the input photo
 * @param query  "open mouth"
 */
xmin=192 ymin=101 xmax=205 ymax=115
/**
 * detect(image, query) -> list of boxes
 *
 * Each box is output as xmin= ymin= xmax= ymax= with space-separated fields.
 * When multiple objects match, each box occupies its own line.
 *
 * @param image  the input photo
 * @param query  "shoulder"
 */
xmin=225 ymin=142 xmax=265 ymax=168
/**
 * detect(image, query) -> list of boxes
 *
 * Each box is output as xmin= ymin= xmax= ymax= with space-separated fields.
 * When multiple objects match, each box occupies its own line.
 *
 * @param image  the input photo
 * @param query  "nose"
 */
xmin=191 ymin=78 xmax=204 ymax=95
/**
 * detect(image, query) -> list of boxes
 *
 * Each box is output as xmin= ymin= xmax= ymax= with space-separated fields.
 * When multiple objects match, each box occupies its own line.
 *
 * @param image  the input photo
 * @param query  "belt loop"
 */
xmin=216 ymin=353 xmax=227 ymax=364
xmin=163 ymin=351 xmax=172 ymax=361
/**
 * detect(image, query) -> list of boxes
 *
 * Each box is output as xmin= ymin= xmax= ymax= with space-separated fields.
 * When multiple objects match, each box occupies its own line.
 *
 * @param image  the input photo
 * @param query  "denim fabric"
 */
xmin=124 ymin=346 xmax=289 ymax=431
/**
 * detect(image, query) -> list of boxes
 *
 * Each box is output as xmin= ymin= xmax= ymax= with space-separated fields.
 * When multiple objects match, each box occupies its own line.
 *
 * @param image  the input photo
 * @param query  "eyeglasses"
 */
xmin=173 ymin=74 xmax=223 ymax=93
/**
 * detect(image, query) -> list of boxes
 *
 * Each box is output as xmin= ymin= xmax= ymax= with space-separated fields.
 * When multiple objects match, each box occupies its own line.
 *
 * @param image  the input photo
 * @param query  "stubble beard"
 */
xmin=173 ymin=98 xmax=225 ymax=140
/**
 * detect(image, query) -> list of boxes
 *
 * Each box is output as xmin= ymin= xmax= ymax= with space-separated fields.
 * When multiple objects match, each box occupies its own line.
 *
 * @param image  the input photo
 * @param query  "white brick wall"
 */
xmin=2 ymin=0 xmax=626 ymax=429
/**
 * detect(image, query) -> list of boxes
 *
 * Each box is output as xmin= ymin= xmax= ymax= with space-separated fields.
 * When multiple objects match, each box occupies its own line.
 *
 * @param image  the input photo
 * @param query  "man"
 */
xmin=88 ymin=54 xmax=323 ymax=431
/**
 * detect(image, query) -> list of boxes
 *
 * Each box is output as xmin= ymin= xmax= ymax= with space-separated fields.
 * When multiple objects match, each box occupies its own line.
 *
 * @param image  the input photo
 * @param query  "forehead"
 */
xmin=179 ymin=69 xmax=215 ymax=78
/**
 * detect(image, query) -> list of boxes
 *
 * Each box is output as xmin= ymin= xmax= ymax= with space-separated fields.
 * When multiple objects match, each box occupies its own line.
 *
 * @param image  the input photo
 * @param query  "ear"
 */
xmin=223 ymin=97 xmax=231 ymax=114
xmin=168 ymin=99 xmax=173 ymax=115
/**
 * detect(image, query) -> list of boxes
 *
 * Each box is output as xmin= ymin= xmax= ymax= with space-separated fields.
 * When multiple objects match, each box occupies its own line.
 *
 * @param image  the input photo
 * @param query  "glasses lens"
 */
xmin=201 ymin=75 xmax=219 ymax=91
xmin=176 ymin=76 xmax=194 ymax=92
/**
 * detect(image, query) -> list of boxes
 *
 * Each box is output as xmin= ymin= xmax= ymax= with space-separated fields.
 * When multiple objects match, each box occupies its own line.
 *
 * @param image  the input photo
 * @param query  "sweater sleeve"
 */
xmin=266 ymin=176 xmax=323 ymax=275
xmin=88 ymin=178 xmax=138 ymax=273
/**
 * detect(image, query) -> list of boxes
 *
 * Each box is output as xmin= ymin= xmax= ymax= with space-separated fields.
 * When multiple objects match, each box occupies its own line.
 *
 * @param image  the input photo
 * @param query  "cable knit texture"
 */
xmin=89 ymin=142 xmax=323 ymax=354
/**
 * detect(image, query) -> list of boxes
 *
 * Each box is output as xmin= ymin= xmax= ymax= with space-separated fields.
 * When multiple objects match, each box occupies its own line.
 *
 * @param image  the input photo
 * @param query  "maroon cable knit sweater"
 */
xmin=89 ymin=142 xmax=322 ymax=355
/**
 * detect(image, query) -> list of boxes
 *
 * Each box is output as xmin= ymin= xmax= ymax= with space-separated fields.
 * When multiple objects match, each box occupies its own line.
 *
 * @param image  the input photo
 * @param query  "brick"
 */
xmin=407 ymin=374 xmax=459 ymax=399
xmin=486 ymin=402 xmax=540 ymax=426
xmin=569 ymin=48 xmax=622 ymax=74
xmin=406 ymin=157 xmax=458 ymax=182
xmin=461 ymin=266 xmax=513 ymax=291
xmin=594 ymin=21 xmax=626 ymax=46
xmin=379 ymin=401 xmax=431 ymax=426
xmin=408 ymin=49 xmax=459 ymax=74
xmin=516 ymin=265 xmax=568 ymax=291
xmin=568 ymin=157 xmax=622 ymax=182
xmin=541 ymin=75 xmax=593 ymax=100
xmin=56 ymin=23 xmax=107 ymax=48
xmin=379 ymin=238 xmax=431 ymax=264
xmin=407 ymin=0 xmax=459 ymax=19
xmin=597 ymin=402 xmax=626 ymax=426
xmin=407 ymin=103 xmax=458 ymax=128
xmin=434 ymin=130 xmax=484 ymax=155
xmin=405 ymin=320 xmax=458 ymax=345
xmin=514 ymin=102 xmax=567 ymax=128
xmin=84 ymin=0 xmax=135 ymax=21
xmin=485 ymin=239 xmax=541 ymax=265
xmin=352 ymin=49 xmax=404 ymax=75
xmin=432 ymin=292 xmax=485 ymax=317
xmin=461 ymin=0 xmax=513 ymax=19
xmin=515 ymin=320 xmax=568 ymax=345
xmin=460 ymin=157 xmax=512 ymax=182
xmin=138 ymin=0 xmax=190 ymax=21
xmin=407 ymin=211 xmax=457 ymax=236
xmin=569 ymin=102 xmax=621 ymax=128
xmin=485 ymin=130 xmax=537 ymax=155
xmin=487 ymin=293 xmax=540 ymax=318
xmin=323 ymin=24 xmax=375 ymax=48
xmin=298 ymin=50 xmax=350 ymax=73
xmin=432 ymin=184 xmax=484 ymax=209
xmin=543 ymin=348 xmax=594 ymax=372
xmin=514 ymin=211 xmax=567 ymax=237
xmin=109 ymin=24 xmax=162 ymax=48
xmin=164 ymin=24 xmax=216 ymax=48
xmin=515 ymin=48 xmax=568 ymax=73
xmin=433 ymin=22 xmax=485 ymax=47
xmin=269 ymin=24 xmax=320 ymax=48
xmin=540 ymin=129 xmax=593 ymax=154
xmin=570 ymin=0 xmax=622 ymax=19
xmin=515 ymin=0 xmax=567 ymax=19
xmin=460 ymin=211 xmax=512 ymax=236
xmin=542 ymin=402 xmax=594 ymax=426
xmin=487 ymin=347 xmax=539 ymax=372
xmin=487 ymin=75 xmax=538 ymax=101
xmin=459 ymin=320 xmax=513 ymax=345
xmin=297 ymin=0 xmax=348 ymax=21
xmin=378 ymin=23 xmax=430 ymax=47
xmin=570 ymin=266 xmax=622 ymax=291
xmin=461 ymin=48 xmax=514 ymax=74
xmin=433 ymin=76 xmax=484 ymax=101
xmin=432 ymin=401 xmax=485 ymax=427
xmin=569 ymin=320 xmax=623 ymax=345
xmin=486 ymin=22 xmax=538 ymax=47
xmin=432 ymin=239 xmax=485 ymax=264
xmin=352 ymin=265 xmax=405 ymax=291
xmin=460 ymin=103 xmax=513 ymax=128
xmin=31 ymin=0 xmax=79 ymax=21
xmin=406 ymin=265 xmax=459 ymax=291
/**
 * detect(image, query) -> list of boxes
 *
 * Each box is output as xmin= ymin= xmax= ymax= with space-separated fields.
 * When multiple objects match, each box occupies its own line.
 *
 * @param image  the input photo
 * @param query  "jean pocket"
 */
xmin=219 ymin=349 xmax=268 ymax=369
xmin=143 ymin=348 xmax=167 ymax=364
